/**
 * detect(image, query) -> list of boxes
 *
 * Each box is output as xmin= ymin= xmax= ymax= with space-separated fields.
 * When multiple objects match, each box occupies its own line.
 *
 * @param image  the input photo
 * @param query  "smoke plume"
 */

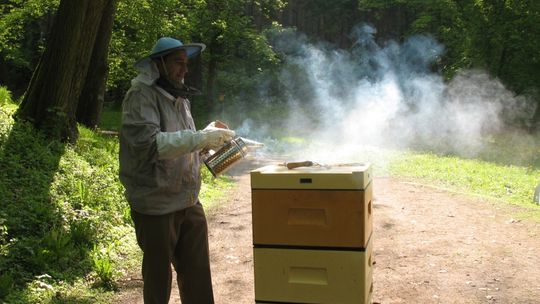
xmin=231 ymin=24 xmax=537 ymax=166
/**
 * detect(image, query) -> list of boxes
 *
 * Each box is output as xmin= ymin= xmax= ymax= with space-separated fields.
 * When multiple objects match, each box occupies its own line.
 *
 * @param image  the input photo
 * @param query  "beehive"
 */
xmin=251 ymin=163 xmax=373 ymax=304
xmin=253 ymin=237 xmax=373 ymax=304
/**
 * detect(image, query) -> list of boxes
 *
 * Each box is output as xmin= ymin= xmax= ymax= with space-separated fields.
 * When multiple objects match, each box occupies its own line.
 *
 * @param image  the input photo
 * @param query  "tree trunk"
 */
xmin=77 ymin=0 xmax=118 ymax=129
xmin=16 ymin=0 xmax=108 ymax=143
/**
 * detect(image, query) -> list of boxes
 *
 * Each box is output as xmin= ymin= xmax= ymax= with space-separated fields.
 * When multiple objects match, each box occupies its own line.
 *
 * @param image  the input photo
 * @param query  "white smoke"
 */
xmin=233 ymin=25 xmax=537 ymax=165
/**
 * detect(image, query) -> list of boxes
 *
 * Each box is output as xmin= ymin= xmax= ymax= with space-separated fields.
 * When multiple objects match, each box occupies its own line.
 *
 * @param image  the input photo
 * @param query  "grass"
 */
xmin=98 ymin=104 xmax=122 ymax=132
xmin=199 ymin=170 xmax=235 ymax=212
xmin=387 ymin=150 xmax=540 ymax=221
xmin=0 ymin=102 xmax=137 ymax=303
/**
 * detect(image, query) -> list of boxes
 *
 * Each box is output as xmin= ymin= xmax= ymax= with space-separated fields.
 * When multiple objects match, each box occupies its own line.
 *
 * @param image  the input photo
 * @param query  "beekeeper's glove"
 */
xmin=201 ymin=120 xmax=235 ymax=149
xmin=199 ymin=127 xmax=235 ymax=150
xmin=156 ymin=128 xmax=235 ymax=160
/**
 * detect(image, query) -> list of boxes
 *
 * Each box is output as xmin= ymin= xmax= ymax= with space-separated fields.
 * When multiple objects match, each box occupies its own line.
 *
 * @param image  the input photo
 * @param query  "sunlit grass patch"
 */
xmin=388 ymin=150 xmax=540 ymax=221
xmin=199 ymin=166 xmax=235 ymax=212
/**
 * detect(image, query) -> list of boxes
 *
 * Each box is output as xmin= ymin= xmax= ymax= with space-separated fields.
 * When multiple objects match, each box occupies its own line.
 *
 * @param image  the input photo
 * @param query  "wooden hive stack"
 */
xmin=250 ymin=163 xmax=374 ymax=304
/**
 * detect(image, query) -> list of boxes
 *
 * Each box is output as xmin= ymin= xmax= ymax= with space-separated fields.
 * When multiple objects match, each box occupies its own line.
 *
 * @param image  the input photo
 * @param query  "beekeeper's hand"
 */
xmin=199 ymin=128 xmax=235 ymax=150
xmin=156 ymin=128 xmax=235 ymax=160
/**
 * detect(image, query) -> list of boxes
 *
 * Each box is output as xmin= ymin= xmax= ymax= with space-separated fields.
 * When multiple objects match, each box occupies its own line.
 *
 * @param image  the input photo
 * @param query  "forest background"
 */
xmin=2 ymin=0 xmax=539 ymax=130
xmin=1 ymin=0 xmax=539 ymax=302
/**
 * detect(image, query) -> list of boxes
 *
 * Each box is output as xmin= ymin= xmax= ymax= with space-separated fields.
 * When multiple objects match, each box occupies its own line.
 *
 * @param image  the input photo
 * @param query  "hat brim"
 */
xmin=150 ymin=43 xmax=206 ymax=59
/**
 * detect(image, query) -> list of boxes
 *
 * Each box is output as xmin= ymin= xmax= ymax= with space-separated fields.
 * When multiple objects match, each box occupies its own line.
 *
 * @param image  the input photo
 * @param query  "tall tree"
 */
xmin=76 ymin=0 xmax=118 ymax=129
xmin=16 ymin=0 xmax=110 ymax=142
xmin=0 ymin=0 xmax=59 ymax=96
xmin=193 ymin=0 xmax=283 ymax=108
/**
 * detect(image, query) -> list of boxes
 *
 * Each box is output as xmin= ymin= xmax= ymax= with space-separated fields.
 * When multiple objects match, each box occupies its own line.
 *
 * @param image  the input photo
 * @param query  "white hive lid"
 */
xmin=250 ymin=163 xmax=372 ymax=190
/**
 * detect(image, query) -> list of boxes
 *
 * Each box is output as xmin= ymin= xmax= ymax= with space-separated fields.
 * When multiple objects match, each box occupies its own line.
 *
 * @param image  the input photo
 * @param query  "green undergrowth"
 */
xmin=199 ymin=168 xmax=235 ymax=213
xmin=0 ymin=100 xmax=233 ymax=303
xmin=97 ymin=104 xmax=121 ymax=132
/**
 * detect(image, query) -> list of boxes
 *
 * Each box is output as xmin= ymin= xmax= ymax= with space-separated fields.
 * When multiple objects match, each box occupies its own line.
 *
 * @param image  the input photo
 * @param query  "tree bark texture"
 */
xmin=17 ymin=0 xmax=109 ymax=143
xmin=76 ymin=0 xmax=118 ymax=129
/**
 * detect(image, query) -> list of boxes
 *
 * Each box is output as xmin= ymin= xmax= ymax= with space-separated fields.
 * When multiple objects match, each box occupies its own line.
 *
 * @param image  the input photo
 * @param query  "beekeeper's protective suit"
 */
xmin=119 ymin=37 xmax=230 ymax=304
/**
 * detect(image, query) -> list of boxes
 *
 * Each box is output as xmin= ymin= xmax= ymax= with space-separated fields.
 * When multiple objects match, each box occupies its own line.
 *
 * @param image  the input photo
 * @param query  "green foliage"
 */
xmin=0 ymin=0 xmax=59 ymax=67
xmin=4 ymin=276 xmax=115 ymax=304
xmin=107 ymin=0 xmax=197 ymax=94
xmin=0 ymin=86 xmax=13 ymax=106
xmin=358 ymin=0 xmax=540 ymax=97
xmin=97 ymin=105 xmax=122 ymax=132
xmin=37 ymin=227 xmax=74 ymax=269
xmin=91 ymin=243 xmax=116 ymax=290
xmin=1 ymin=0 xmax=539 ymax=127
xmin=0 ymin=101 xmax=132 ymax=301
xmin=7 ymin=0 xmax=276 ymax=101
xmin=0 ymin=0 xmax=60 ymax=93
xmin=199 ymin=162 xmax=234 ymax=210
xmin=0 ymin=273 xmax=14 ymax=299
xmin=105 ymin=0 xmax=284 ymax=102
xmin=468 ymin=0 xmax=540 ymax=93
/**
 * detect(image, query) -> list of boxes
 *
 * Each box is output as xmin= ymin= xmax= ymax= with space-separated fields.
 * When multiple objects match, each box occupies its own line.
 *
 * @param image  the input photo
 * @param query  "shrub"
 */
xmin=0 ymin=86 xmax=12 ymax=106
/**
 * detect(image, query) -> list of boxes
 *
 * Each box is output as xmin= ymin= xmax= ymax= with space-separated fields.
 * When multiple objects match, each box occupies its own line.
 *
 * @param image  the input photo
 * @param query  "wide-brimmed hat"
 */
xmin=148 ymin=37 xmax=206 ymax=59
xmin=135 ymin=37 xmax=206 ymax=70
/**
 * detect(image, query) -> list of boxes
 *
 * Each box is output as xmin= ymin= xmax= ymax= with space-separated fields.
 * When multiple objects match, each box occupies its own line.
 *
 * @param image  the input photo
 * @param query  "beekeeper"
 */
xmin=119 ymin=37 xmax=234 ymax=304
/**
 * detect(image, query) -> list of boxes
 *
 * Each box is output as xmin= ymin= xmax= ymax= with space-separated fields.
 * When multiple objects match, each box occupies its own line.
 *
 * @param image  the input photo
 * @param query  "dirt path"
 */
xmin=115 ymin=158 xmax=540 ymax=304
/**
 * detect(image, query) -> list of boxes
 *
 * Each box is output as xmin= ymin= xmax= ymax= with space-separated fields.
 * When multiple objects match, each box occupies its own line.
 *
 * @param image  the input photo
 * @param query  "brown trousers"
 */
xmin=131 ymin=202 xmax=214 ymax=304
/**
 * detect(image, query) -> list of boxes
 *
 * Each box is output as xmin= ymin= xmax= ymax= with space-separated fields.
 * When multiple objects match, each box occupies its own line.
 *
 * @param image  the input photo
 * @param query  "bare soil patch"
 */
xmin=115 ymin=158 xmax=540 ymax=303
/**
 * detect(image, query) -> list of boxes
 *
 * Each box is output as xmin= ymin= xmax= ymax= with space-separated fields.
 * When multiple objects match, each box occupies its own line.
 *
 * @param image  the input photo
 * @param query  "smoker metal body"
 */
xmin=203 ymin=137 xmax=247 ymax=177
xmin=251 ymin=164 xmax=373 ymax=304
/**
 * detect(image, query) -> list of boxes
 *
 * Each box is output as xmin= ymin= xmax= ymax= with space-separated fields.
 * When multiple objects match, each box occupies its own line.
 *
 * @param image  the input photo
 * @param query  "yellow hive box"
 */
xmin=251 ymin=163 xmax=372 ymax=248
xmin=252 ymin=183 xmax=372 ymax=248
xmin=254 ymin=237 xmax=373 ymax=304
xmin=250 ymin=163 xmax=372 ymax=190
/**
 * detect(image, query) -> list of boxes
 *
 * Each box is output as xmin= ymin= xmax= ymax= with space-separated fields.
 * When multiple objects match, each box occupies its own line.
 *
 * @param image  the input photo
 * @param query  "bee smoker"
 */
xmin=203 ymin=137 xmax=248 ymax=177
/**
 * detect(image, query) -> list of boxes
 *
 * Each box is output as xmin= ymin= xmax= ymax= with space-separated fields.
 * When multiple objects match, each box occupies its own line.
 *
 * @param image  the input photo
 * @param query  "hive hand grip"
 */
xmin=288 ymin=267 xmax=328 ymax=285
xmin=286 ymin=161 xmax=313 ymax=169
